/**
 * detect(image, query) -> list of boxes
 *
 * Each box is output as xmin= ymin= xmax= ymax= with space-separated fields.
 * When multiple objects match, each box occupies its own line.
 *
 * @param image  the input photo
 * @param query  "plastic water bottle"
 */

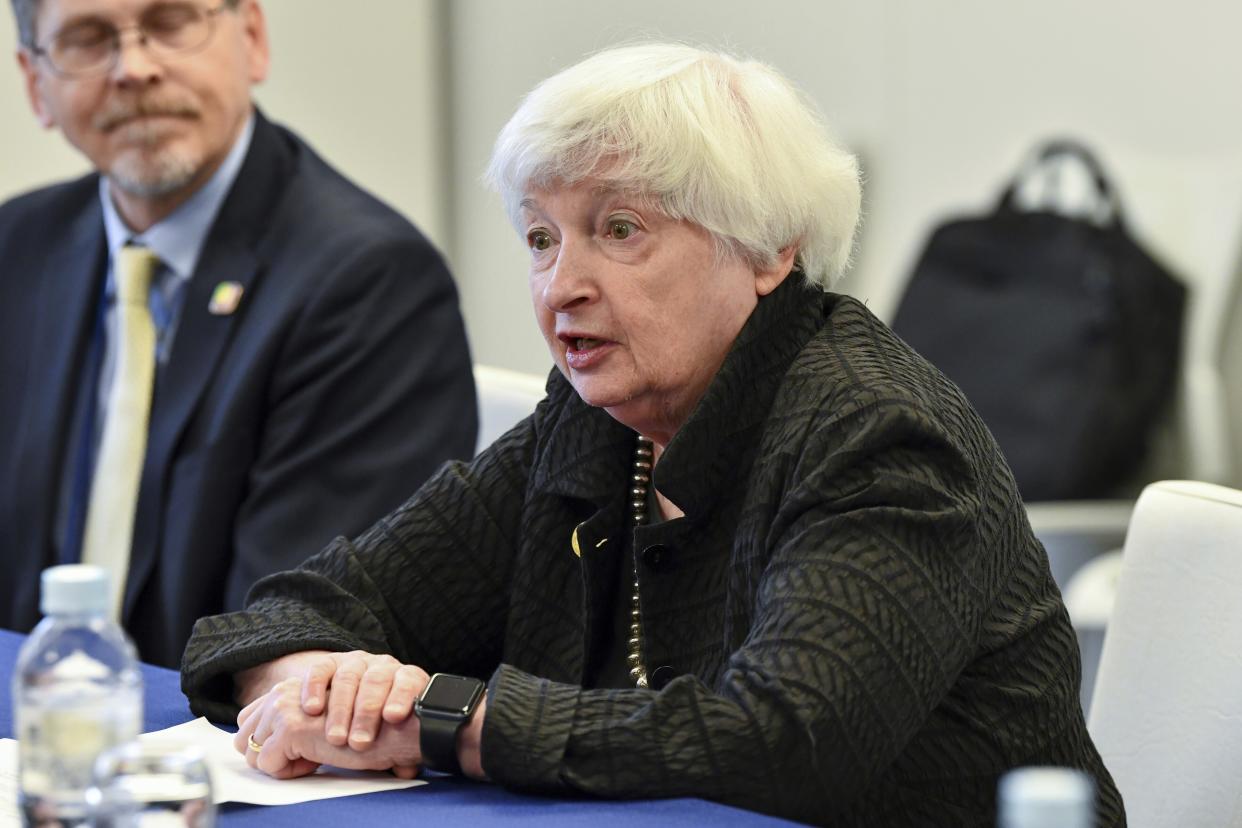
xmin=12 ymin=565 xmax=143 ymax=827
xmin=998 ymin=766 xmax=1095 ymax=828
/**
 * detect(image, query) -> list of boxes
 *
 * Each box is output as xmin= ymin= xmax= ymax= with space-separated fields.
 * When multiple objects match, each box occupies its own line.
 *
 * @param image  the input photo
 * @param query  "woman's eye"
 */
xmin=528 ymin=231 xmax=552 ymax=251
xmin=608 ymin=219 xmax=637 ymax=240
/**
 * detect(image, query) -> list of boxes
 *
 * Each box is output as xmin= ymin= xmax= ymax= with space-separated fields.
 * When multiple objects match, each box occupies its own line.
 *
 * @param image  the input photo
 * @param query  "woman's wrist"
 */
xmin=455 ymin=692 xmax=488 ymax=781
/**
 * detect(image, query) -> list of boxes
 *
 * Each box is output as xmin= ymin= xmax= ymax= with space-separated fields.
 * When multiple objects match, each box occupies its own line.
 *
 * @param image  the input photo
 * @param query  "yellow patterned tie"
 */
xmin=81 ymin=244 xmax=160 ymax=621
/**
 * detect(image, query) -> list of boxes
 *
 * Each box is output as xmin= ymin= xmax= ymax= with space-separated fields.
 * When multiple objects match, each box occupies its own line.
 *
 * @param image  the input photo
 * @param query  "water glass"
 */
xmin=88 ymin=743 xmax=216 ymax=827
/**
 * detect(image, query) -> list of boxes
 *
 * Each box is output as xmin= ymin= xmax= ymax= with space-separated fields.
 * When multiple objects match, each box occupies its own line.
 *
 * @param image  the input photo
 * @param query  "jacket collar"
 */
xmin=530 ymin=273 xmax=827 ymax=519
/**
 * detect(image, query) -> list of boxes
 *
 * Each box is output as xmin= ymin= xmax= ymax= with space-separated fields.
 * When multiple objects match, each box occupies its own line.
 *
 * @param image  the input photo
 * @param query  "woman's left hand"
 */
xmin=295 ymin=651 xmax=430 ymax=749
xmin=235 ymin=676 xmax=423 ymax=779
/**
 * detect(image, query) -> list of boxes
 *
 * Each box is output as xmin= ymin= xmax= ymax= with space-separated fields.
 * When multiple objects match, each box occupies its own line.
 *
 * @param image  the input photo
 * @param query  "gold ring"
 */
xmin=247 ymin=734 xmax=264 ymax=752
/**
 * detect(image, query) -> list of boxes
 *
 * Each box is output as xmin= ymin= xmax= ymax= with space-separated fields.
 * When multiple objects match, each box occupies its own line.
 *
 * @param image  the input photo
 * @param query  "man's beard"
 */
xmin=95 ymin=95 xmax=204 ymax=198
xmin=108 ymin=141 xmax=202 ymax=198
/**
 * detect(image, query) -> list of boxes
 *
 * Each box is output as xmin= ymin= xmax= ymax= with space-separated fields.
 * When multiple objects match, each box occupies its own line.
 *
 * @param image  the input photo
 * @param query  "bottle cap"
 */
xmin=41 ymin=564 xmax=111 ymax=615
xmin=998 ymin=767 xmax=1094 ymax=828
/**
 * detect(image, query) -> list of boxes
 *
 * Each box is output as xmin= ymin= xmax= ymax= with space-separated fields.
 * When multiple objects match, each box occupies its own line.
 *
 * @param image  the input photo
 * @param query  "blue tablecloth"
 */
xmin=1 ymin=629 xmax=799 ymax=826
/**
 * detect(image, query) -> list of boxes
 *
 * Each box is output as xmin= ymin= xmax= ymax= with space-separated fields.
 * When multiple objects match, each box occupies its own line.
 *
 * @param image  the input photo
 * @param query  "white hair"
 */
xmin=486 ymin=42 xmax=862 ymax=289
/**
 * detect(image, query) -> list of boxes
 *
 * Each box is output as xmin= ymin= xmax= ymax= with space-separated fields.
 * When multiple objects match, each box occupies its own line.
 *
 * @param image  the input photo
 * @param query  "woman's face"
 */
xmin=521 ymin=178 xmax=791 ymax=444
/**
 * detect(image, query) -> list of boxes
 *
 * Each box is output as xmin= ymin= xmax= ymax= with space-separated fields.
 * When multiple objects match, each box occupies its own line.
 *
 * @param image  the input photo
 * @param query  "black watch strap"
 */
xmin=416 ymin=673 xmax=485 ymax=775
xmin=419 ymin=714 xmax=464 ymax=775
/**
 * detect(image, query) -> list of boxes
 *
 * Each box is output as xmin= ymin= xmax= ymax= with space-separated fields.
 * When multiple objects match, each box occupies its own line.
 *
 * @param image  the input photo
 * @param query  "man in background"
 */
xmin=0 ymin=0 xmax=477 ymax=666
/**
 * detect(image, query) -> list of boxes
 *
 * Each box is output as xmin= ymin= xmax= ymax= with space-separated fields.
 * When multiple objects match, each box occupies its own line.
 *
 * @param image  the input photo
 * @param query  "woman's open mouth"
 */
xmin=561 ymin=334 xmax=614 ymax=369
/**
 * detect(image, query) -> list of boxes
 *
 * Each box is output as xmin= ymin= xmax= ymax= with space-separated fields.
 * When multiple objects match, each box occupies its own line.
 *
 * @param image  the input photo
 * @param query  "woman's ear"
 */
xmin=755 ymin=245 xmax=798 ymax=296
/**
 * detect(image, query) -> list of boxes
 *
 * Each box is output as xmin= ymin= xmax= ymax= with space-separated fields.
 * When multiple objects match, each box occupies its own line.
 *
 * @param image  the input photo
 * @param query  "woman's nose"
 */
xmin=541 ymin=241 xmax=596 ymax=312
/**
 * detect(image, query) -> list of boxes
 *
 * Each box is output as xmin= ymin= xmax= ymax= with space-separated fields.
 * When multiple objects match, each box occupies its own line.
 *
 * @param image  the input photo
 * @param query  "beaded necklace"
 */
xmin=627 ymin=436 xmax=654 ymax=687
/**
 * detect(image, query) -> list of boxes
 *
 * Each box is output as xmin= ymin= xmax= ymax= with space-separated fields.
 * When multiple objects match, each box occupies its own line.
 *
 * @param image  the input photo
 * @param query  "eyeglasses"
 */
xmin=30 ymin=2 xmax=230 ymax=79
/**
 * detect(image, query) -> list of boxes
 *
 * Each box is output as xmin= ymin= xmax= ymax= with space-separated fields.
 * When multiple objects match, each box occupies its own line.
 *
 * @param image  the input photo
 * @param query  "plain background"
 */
xmin=2 ymin=0 xmax=1240 ymax=484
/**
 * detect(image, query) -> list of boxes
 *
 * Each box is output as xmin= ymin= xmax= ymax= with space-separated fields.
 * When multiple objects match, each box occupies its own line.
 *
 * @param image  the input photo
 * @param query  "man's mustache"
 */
xmin=94 ymin=97 xmax=199 ymax=132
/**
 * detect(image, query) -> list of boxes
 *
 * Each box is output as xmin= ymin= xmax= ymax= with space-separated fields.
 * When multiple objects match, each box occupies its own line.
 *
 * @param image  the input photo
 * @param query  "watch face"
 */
xmin=419 ymin=674 xmax=484 ymax=716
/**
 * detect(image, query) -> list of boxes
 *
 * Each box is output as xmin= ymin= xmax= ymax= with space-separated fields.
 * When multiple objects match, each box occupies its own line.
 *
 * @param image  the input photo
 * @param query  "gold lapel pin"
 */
xmin=208 ymin=281 xmax=244 ymax=315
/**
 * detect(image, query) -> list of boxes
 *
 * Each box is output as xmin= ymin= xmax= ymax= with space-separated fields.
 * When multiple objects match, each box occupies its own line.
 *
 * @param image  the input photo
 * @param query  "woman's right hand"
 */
xmin=234 ymin=676 xmax=424 ymax=780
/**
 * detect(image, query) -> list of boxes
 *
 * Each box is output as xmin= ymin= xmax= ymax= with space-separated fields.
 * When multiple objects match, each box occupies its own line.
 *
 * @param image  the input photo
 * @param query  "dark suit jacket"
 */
xmin=0 ymin=111 xmax=477 ymax=667
xmin=182 ymin=276 xmax=1123 ymax=826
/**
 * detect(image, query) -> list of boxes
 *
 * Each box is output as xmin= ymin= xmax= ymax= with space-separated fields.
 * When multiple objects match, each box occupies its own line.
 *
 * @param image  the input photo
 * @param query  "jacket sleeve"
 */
xmin=181 ymin=415 xmax=537 ymax=723
xmin=221 ymin=235 xmax=478 ymax=616
xmin=479 ymin=396 xmax=1005 ymax=824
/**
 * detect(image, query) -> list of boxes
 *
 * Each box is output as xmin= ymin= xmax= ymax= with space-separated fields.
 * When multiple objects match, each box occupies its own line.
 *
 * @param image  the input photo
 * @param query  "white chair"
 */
xmin=473 ymin=364 xmax=548 ymax=456
xmin=1087 ymin=480 xmax=1242 ymax=828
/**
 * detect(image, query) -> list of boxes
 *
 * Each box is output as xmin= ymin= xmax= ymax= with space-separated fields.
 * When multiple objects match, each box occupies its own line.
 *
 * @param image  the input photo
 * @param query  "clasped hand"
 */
xmin=233 ymin=650 xmax=431 ymax=779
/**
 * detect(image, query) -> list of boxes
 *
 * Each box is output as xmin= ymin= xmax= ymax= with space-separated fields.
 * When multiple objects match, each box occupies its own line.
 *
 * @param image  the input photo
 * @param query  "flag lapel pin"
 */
xmin=208 ymin=281 xmax=244 ymax=315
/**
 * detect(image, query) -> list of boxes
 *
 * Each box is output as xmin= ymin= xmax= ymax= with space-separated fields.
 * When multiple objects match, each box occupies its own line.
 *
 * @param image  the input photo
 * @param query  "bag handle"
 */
xmin=997 ymin=139 xmax=1128 ymax=229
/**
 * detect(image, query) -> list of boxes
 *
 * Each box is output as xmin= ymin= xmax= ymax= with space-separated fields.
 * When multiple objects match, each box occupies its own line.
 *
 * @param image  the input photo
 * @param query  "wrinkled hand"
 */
xmin=234 ymin=676 xmax=423 ymax=779
xmin=297 ymin=651 xmax=430 ymax=750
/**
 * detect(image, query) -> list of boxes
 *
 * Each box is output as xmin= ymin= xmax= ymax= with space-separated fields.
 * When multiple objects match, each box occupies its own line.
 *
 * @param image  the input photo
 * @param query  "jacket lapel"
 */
xmin=123 ymin=111 xmax=292 ymax=618
xmin=10 ymin=197 xmax=105 ymax=626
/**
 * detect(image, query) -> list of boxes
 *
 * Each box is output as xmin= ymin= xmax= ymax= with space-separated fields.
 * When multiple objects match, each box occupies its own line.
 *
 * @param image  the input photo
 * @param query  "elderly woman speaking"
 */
xmin=181 ymin=43 xmax=1124 ymax=826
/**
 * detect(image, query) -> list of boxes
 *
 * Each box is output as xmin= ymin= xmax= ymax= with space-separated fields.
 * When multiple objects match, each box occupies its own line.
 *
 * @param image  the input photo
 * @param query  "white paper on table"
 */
xmin=1 ymin=739 xmax=21 ymax=828
xmin=0 ymin=717 xmax=423 ymax=814
xmin=140 ymin=717 xmax=425 ymax=805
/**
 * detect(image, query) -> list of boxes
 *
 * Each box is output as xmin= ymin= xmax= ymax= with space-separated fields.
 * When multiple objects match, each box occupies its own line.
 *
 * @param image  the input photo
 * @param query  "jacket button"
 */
xmin=641 ymin=544 xmax=669 ymax=570
xmin=650 ymin=665 xmax=676 ymax=690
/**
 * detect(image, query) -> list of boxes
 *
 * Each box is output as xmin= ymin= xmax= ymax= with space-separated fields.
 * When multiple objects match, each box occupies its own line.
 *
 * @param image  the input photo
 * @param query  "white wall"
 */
xmin=256 ymin=1 xmax=448 ymax=247
xmin=0 ymin=0 xmax=449 ymax=245
xmin=446 ymin=0 xmax=1242 ymax=483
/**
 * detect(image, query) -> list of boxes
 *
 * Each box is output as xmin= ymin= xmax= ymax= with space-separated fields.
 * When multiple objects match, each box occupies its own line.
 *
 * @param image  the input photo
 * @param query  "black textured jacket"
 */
xmin=182 ymin=276 xmax=1124 ymax=826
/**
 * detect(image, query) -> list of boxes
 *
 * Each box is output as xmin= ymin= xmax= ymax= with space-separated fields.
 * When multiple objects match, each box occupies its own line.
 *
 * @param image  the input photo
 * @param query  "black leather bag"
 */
xmin=892 ymin=140 xmax=1186 ymax=501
